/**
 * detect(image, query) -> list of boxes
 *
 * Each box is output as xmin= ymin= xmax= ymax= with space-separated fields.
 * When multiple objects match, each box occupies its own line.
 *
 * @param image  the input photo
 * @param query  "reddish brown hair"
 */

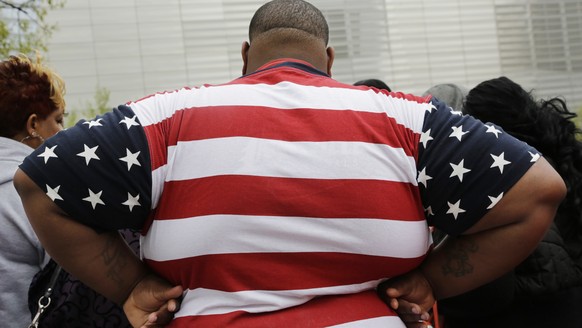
xmin=0 ymin=54 xmax=65 ymax=138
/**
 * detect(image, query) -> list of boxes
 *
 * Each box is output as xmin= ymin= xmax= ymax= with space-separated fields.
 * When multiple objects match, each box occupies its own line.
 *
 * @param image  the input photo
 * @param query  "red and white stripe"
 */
xmin=131 ymin=61 xmax=432 ymax=327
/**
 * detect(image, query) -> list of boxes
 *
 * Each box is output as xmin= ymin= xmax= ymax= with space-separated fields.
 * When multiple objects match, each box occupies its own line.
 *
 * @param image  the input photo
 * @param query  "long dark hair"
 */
xmin=464 ymin=76 xmax=582 ymax=256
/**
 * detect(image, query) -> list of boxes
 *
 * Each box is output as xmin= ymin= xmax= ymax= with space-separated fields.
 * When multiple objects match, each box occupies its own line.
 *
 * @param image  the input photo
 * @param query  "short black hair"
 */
xmin=249 ymin=0 xmax=329 ymax=45
xmin=354 ymin=79 xmax=391 ymax=92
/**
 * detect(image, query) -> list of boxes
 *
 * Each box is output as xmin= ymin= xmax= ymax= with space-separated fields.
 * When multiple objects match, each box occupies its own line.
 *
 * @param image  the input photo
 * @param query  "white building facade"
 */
xmin=40 ymin=0 xmax=582 ymax=112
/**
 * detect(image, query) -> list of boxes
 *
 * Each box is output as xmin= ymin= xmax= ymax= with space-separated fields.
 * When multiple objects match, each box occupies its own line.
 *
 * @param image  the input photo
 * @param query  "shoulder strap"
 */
xmin=28 ymin=264 xmax=62 ymax=328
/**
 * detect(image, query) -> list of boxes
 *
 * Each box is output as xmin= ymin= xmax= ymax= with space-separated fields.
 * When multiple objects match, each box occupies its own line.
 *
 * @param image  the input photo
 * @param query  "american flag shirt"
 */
xmin=20 ymin=59 xmax=540 ymax=327
xmin=418 ymin=97 xmax=540 ymax=235
xmin=21 ymin=105 xmax=151 ymax=232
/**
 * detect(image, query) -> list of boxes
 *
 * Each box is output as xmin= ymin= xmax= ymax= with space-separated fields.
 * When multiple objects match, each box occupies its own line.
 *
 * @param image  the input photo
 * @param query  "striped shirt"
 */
xmin=21 ymin=59 xmax=538 ymax=327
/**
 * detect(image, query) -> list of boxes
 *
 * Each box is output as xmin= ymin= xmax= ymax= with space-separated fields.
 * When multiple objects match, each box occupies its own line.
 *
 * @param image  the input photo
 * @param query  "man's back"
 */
xmin=137 ymin=59 xmax=431 ymax=326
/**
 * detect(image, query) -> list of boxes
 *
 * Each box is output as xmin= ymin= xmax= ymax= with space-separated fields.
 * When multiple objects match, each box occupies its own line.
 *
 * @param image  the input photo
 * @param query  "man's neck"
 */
xmin=245 ymin=39 xmax=329 ymax=75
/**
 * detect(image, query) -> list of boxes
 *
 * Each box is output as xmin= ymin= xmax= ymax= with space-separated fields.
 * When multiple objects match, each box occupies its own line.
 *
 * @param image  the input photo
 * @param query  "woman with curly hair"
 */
xmin=0 ymin=54 xmax=137 ymax=327
xmin=0 ymin=54 xmax=66 ymax=327
xmin=438 ymin=76 xmax=582 ymax=328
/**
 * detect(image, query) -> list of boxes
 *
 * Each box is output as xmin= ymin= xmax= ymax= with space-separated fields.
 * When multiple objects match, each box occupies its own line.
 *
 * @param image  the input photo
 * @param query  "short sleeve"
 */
xmin=417 ymin=98 xmax=540 ymax=236
xmin=19 ymin=105 xmax=152 ymax=232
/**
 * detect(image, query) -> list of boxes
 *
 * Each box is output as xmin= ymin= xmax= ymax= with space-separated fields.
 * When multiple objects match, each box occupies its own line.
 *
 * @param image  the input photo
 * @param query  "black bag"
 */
xmin=27 ymin=230 xmax=140 ymax=328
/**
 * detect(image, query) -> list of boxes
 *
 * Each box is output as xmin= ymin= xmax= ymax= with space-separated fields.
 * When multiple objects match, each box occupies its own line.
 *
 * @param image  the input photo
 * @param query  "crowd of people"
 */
xmin=1 ymin=1 xmax=580 ymax=327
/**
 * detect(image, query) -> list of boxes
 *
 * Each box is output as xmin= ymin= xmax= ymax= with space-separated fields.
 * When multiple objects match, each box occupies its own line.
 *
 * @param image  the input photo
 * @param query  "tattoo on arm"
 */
xmin=442 ymin=239 xmax=478 ymax=277
xmin=101 ymin=233 xmax=128 ymax=288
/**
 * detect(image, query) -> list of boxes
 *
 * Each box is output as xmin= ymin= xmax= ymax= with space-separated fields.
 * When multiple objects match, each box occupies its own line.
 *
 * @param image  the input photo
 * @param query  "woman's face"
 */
xmin=36 ymin=107 xmax=66 ymax=142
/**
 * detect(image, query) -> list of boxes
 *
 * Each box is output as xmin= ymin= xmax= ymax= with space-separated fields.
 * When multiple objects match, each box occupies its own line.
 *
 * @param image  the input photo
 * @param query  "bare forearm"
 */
xmin=421 ymin=222 xmax=542 ymax=299
xmin=58 ymin=231 xmax=147 ymax=305
xmin=33 ymin=208 xmax=148 ymax=305
xmin=100 ymin=232 xmax=146 ymax=296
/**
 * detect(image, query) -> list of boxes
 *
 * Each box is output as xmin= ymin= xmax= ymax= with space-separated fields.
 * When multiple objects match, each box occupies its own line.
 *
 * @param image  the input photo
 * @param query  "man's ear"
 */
xmin=326 ymin=46 xmax=335 ymax=76
xmin=241 ymin=41 xmax=250 ymax=75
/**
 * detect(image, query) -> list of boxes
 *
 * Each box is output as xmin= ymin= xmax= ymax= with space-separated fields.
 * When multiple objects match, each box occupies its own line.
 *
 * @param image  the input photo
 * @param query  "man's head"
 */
xmin=242 ymin=0 xmax=334 ymax=75
xmin=249 ymin=0 xmax=329 ymax=45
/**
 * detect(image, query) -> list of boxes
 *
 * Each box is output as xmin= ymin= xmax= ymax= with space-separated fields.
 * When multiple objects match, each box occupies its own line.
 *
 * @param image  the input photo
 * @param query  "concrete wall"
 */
xmin=43 ymin=0 xmax=582 ymax=113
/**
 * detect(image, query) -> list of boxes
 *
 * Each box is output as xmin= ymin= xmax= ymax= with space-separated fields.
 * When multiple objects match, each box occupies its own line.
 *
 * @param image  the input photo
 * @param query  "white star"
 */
xmin=83 ymin=189 xmax=105 ymax=209
xmin=487 ymin=192 xmax=504 ymax=209
xmin=420 ymin=129 xmax=434 ymax=148
xmin=490 ymin=152 xmax=511 ymax=174
xmin=119 ymin=115 xmax=140 ymax=130
xmin=529 ymin=151 xmax=540 ymax=162
xmin=450 ymin=159 xmax=471 ymax=182
xmin=417 ymin=167 xmax=433 ymax=188
xmin=447 ymin=200 xmax=466 ymax=220
xmin=449 ymin=125 xmax=469 ymax=142
xmin=427 ymin=103 xmax=437 ymax=112
xmin=425 ymin=206 xmax=434 ymax=216
xmin=37 ymin=145 xmax=58 ymax=164
xmin=119 ymin=149 xmax=141 ymax=171
xmin=485 ymin=124 xmax=502 ymax=138
xmin=77 ymin=144 xmax=100 ymax=165
xmin=122 ymin=193 xmax=141 ymax=212
xmin=46 ymin=185 xmax=63 ymax=201
xmin=83 ymin=118 xmax=103 ymax=129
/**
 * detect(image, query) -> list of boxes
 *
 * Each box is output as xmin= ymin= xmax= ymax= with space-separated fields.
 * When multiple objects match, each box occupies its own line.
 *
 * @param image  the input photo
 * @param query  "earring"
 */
xmin=33 ymin=131 xmax=45 ymax=143
xmin=20 ymin=131 xmax=45 ymax=144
